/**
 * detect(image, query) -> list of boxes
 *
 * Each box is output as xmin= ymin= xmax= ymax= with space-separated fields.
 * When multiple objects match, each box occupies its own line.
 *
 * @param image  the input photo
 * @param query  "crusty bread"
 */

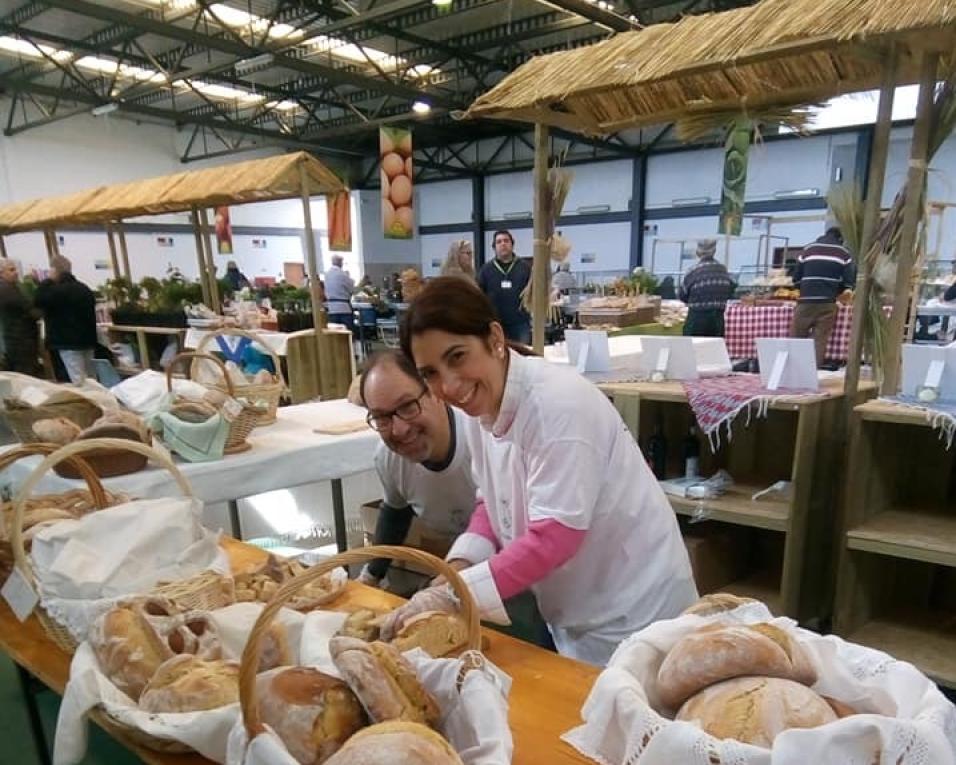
xmin=139 ymin=655 xmax=239 ymax=713
xmin=324 ymin=721 xmax=464 ymax=765
xmin=682 ymin=593 xmax=757 ymax=617
xmin=657 ymin=622 xmax=816 ymax=709
xmin=822 ymin=695 xmax=857 ymax=719
xmin=258 ymin=622 xmax=293 ymax=672
xmin=31 ymin=417 xmax=81 ymax=445
xmin=256 ymin=666 xmax=366 ymax=764
xmin=329 ymin=637 xmax=439 ymax=727
xmin=676 ymin=676 xmax=837 ymax=748
xmin=90 ymin=606 xmax=173 ymax=701
xmin=390 ymin=611 xmax=468 ymax=658
xmin=337 ymin=609 xmax=382 ymax=642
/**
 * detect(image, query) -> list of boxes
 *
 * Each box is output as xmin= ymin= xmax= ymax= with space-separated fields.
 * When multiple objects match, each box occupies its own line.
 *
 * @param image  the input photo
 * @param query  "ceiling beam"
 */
xmin=532 ymin=0 xmax=636 ymax=31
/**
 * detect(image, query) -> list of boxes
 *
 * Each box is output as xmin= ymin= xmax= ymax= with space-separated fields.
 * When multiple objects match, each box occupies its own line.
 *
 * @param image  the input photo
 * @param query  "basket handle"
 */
xmin=239 ymin=545 xmax=480 ymax=738
xmin=166 ymin=351 xmax=236 ymax=397
xmin=9 ymin=437 xmax=195 ymax=589
xmin=194 ymin=328 xmax=286 ymax=389
xmin=0 ymin=443 xmax=110 ymax=509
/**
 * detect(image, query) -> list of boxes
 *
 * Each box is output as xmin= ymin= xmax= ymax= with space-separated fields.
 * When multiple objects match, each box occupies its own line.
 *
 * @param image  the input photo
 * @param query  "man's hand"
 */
xmin=430 ymin=558 xmax=471 ymax=588
xmin=379 ymin=585 xmax=458 ymax=641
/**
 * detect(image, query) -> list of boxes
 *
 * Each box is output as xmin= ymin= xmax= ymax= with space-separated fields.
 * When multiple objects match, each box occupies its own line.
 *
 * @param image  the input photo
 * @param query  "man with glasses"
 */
xmin=357 ymin=349 xmax=476 ymax=589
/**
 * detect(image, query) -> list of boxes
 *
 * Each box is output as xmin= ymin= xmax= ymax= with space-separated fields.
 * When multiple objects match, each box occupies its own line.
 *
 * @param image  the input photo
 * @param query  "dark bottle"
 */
xmin=572 ymin=311 xmax=582 ymax=330
xmin=647 ymin=419 xmax=668 ymax=479
xmin=682 ymin=425 xmax=701 ymax=479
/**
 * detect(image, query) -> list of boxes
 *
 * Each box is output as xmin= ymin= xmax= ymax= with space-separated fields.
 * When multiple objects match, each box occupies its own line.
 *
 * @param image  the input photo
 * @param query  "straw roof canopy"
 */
xmin=466 ymin=0 xmax=956 ymax=135
xmin=0 ymin=151 xmax=347 ymax=234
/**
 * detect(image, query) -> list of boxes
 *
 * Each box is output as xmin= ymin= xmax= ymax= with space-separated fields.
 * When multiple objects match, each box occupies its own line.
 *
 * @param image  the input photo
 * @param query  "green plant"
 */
xmin=102 ymin=277 xmax=140 ymax=309
xmin=139 ymin=276 xmax=164 ymax=311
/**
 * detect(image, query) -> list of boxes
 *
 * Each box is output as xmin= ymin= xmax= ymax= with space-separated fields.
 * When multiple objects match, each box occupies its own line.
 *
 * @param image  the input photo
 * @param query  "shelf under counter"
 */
xmin=668 ymin=481 xmax=790 ymax=532
xmin=846 ymin=509 xmax=956 ymax=568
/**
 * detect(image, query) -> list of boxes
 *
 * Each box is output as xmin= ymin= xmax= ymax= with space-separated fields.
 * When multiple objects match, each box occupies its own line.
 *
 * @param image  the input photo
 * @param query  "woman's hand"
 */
xmin=379 ymin=585 xmax=458 ymax=641
xmin=430 ymin=558 xmax=471 ymax=588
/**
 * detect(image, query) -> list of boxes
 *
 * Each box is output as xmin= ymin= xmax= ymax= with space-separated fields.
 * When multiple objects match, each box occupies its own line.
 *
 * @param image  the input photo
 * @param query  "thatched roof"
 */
xmin=0 ymin=151 xmax=347 ymax=234
xmin=466 ymin=0 xmax=956 ymax=134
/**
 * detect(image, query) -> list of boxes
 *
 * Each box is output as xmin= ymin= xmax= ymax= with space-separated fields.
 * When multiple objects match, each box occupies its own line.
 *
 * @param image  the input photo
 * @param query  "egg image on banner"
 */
xmin=380 ymin=126 xmax=414 ymax=240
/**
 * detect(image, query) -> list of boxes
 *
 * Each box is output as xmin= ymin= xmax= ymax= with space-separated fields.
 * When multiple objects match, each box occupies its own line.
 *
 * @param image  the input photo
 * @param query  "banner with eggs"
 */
xmin=380 ymin=126 xmax=414 ymax=239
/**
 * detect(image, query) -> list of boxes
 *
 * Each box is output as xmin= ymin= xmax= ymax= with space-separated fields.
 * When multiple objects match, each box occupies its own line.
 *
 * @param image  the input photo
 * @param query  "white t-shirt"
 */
xmin=461 ymin=351 xmax=696 ymax=637
xmin=374 ymin=406 xmax=477 ymax=538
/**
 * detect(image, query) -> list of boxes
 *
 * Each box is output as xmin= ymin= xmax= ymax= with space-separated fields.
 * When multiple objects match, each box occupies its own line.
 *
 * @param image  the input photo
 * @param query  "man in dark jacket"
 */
xmin=35 ymin=255 xmax=97 ymax=383
xmin=679 ymin=239 xmax=736 ymax=337
xmin=0 ymin=258 xmax=40 ymax=376
xmin=790 ymin=227 xmax=856 ymax=367
xmin=477 ymin=229 xmax=532 ymax=343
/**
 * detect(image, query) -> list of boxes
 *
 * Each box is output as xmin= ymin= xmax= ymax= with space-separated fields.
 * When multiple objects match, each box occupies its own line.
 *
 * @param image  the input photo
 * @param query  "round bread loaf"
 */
xmin=390 ymin=611 xmax=468 ymax=658
xmin=657 ymin=622 xmax=816 ymax=709
xmin=31 ymin=417 xmax=81 ymax=445
xmin=324 ymin=721 xmax=464 ymax=765
xmin=337 ymin=609 xmax=382 ymax=642
xmin=329 ymin=636 xmax=439 ymax=726
xmin=256 ymin=666 xmax=366 ymax=765
xmin=90 ymin=606 xmax=173 ymax=701
xmin=139 ymin=655 xmax=239 ymax=713
xmin=675 ymin=676 xmax=837 ymax=748
xmin=682 ymin=593 xmax=757 ymax=617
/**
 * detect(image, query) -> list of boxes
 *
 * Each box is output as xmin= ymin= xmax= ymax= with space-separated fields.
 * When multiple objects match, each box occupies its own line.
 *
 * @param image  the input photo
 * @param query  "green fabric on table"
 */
xmin=608 ymin=321 xmax=685 ymax=337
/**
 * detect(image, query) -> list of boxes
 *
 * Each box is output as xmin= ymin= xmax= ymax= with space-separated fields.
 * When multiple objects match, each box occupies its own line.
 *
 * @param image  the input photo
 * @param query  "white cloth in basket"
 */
xmin=30 ymin=497 xmax=226 ymax=642
xmin=562 ymin=602 xmax=956 ymax=765
xmin=226 ymin=649 xmax=513 ymax=765
xmin=112 ymin=370 xmax=207 ymax=414
xmin=54 ymin=605 xmax=346 ymax=765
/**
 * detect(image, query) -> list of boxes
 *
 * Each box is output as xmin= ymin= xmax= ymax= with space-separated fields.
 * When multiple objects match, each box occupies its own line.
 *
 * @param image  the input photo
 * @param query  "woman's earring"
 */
xmin=496 ymin=345 xmax=504 ymax=357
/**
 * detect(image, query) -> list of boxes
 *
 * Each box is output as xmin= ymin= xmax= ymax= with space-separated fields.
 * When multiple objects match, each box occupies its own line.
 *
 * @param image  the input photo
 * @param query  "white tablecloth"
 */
xmin=0 ymin=401 xmax=378 ymax=504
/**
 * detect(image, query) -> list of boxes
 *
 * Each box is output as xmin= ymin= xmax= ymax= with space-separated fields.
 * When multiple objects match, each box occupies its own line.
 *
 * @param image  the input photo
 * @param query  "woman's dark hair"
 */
xmin=400 ymin=276 xmax=537 ymax=358
xmin=358 ymin=349 xmax=423 ymax=406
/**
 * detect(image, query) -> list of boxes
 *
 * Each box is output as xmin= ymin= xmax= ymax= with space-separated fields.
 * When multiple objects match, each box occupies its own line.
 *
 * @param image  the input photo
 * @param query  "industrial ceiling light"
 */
xmin=432 ymin=0 xmax=453 ymax=7
xmin=412 ymin=100 xmax=431 ymax=114
xmin=91 ymin=102 xmax=119 ymax=117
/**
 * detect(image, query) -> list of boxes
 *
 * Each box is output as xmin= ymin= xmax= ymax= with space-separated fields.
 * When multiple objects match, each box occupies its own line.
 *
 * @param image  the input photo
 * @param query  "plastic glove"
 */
xmin=356 ymin=565 xmax=382 ymax=588
xmin=379 ymin=585 xmax=459 ymax=641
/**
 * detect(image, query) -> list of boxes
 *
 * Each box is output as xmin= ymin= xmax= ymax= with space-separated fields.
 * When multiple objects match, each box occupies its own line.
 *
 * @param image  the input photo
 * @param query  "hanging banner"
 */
xmin=380 ymin=126 xmax=414 ymax=239
xmin=718 ymin=118 xmax=754 ymax=237
xmin=214 ymin=205 xmax=233 ymax=254
xmin=327 ymin=191 xmax=352 ymax=251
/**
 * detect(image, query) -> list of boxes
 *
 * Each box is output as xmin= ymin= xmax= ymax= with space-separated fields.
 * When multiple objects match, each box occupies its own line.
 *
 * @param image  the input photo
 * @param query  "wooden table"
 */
xmin=1 ymin=538 xmax=597 ymax=764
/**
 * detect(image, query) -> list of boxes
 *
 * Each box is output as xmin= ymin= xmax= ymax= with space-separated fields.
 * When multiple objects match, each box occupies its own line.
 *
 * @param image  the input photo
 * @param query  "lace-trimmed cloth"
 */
xmin=879 ymin=395 xmax=956 ymax=449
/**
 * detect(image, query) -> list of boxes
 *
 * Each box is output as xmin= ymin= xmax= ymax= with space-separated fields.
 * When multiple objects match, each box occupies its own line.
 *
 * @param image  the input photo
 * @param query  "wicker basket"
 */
xmin=8 ymin=438 xmax=199 ymax=654
xmin=3 ymin=396 xmax=102 ymax=444
xmin=193 ymin=328 xmax=287 ymax=425
xmin=239 ymin=546 xmax=481 ymax=749
xmin=0 ymin=443 xmax=120 ymax=581
xmin=52 ymin=423 xmax=152 ymax=480
xmin=166 ymin=352 xmax=264 ymax=455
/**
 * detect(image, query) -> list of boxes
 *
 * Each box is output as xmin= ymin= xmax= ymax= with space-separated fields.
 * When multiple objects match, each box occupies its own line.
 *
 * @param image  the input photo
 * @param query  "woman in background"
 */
xmin=439 ymin=239 xmax=476 ymax=281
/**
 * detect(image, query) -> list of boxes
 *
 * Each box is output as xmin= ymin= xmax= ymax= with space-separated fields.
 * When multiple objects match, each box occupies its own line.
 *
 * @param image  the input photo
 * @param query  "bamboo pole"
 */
xmin=882 ymin=51 xmax=939 ymax=395
xmin=299 ymin=162 xmax=334 ymax=396
xmin=531 ymin=122 xmax=550 ymax=353
xmin=844 ymin=47 xmax=897 ymax=401
xmin=198 ymin=208 xmax=222 ymax=313
xmin=117 ymin=222 xmax=132 ymax=281
xmin=105 ymin=224 xmax=121 ymax=278
xmin=190 ymin=210 xmax=212 ymax=308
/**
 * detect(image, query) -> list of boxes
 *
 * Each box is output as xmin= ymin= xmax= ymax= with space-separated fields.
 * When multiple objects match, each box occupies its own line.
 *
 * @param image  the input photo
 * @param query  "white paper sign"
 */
xmin=2 ymin=567 xmax=39 ymax=622
xmin=766 ymin=350 xmax=789 ymax=391
xmin=756 ymin=338 xmax=818 ymax=391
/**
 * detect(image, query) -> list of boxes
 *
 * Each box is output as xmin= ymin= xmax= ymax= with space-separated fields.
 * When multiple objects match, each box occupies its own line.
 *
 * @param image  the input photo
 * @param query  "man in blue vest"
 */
xmin=477 ymin=229 xmax=532 ymax=344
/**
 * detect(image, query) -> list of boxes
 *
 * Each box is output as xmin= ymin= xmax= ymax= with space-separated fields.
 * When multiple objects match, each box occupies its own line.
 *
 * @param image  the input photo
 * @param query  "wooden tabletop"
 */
xmin=854 ymin=398 xmax=937 ymax=427
xmin=0 ymin=539 xmax=597 ymax=764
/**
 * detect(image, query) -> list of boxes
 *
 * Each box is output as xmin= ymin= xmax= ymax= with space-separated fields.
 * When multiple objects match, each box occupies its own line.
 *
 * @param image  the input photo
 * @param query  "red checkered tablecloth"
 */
xmin=723 ymin=301 xmax=855 ymax=361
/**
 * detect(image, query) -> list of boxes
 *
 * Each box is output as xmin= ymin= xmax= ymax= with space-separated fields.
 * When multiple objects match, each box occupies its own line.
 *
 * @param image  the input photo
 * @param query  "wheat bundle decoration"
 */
xmin=522 ymin=156 xmax=574 ymax=313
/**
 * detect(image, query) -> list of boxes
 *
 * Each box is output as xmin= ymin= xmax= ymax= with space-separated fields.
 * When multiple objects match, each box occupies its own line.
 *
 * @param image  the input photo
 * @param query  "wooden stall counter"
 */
xmin=0 ymin=538 xmax=597 ymax=765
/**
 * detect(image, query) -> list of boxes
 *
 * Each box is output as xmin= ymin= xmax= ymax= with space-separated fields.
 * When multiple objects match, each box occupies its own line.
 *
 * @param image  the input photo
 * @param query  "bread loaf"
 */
xmin=90 ymin=606 xmax=173 ymax=701
xmin=324 ymin=721 xmax=464 ymax=765
xmin=259 ymin=622 xmax=293 ymax=672
xmin=390 ymin=611 xmax=468 ymax=657
xmin=31 ymin=417 xmax=81 ymax=445
xmin=256 ymin=666 xmax=366 ymax=764
xmin=139 ymin=655 xmax=239 ymax=713
xmin=676 ymin=676 xmax=837 ymax=748
xmin=329 ymin=637 xmax=439 ymax=726
xmin=682 ymin=593 xmax=757 ymax=617
xmin=337 ymin=609 xmax=382 ymax=642
xmin=657 ymin=622 xmax=816 ymax=709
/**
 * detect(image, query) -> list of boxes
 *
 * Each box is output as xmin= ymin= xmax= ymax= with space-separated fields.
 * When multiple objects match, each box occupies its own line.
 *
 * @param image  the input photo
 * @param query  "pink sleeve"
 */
xmin=464 ymin=498 xmax=499 ymax=546
xmin=487 ymin=519 xmax=586 ymax=601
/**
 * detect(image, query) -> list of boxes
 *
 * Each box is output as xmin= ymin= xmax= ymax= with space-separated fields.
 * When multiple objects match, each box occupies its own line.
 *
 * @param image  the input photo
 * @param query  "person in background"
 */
xmin=440 ymin=239 xmax=476 ymax=281
xmin=791 ymin=226 xmax=856 ymax=367
xmin=34 ymin=255 xmax=97 ymax=384
xmin=679 ymin=239 xmax=736 ymax=337
xmin=381 ymin=277 xmax=697 ymax=666
xmin=551 ymin=261 xmax=576 ymax=293
xmin=477 ymin=230 xmax=532 ymax=344
xmin=325 ymin=254 xmax=355 ymax=331
xmin=943 ymin=282 xmax=956 ymax=302
xmin=357 ymin=350 xmax=476 ymax=589
xmin=224 ymin=260 xmax=250 ymax=291
xmin=0 ymin=258 xmax=40 ymax=376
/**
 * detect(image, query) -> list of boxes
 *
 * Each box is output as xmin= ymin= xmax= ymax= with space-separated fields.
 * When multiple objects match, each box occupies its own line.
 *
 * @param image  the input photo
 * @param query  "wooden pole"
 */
xmin=843 ymin=47 xmax=897 ymax=401
xmin=0 ymin=236 xmax=7 ymax=259
xmin=117 ymin=222 xmax=132 ymax=281
xmin=531 ymin=122 xmax=550 ymax=353
xmin=882 ymin=51 xmax=938 ymax=395
xmin=190 ymin=209 xmax=212 ymax=308
xmin=43 ymin=230 xmax=55 ymax=265
xmin=299 ymin=163 xmax=334 ymax=396
xmin=198 ymin=208 xmax=221 ymax=313
xmin=105 ymin=223 xmax=121 ymax=278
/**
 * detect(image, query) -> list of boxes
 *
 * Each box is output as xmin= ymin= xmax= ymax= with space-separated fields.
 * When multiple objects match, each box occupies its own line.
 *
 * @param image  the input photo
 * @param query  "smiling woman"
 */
xmin=387 ymin=278 xmax=698 ymax=666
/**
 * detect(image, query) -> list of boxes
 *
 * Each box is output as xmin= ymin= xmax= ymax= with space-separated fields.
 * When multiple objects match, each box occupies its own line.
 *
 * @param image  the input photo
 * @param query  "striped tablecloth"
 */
xmin=724 ymin=301 xmax=855 ymax=361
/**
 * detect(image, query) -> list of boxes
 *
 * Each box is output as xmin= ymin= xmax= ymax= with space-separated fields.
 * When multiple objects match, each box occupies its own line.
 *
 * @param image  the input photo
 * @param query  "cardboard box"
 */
xmin=683 ymin=525 xmax=749 ymax=595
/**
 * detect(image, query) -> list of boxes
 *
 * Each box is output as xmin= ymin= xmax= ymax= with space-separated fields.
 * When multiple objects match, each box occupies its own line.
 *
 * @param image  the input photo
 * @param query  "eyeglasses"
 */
xmin=366 ymin=389 xmax=429 ymax=431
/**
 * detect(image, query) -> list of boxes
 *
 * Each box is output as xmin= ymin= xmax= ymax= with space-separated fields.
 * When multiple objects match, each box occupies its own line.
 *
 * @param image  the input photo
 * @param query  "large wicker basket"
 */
xmin=166 ymin=352 xmax=263 ymax=455
xmin=7 ymin=438 xmax=227 ymax=654
xmin=239 ymin=546 xmax=481 ymax=749
xmin=3 ymin=395 xmax=102 ymax=443
xmin=193 ymin=328 xmax=287 ymax=425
